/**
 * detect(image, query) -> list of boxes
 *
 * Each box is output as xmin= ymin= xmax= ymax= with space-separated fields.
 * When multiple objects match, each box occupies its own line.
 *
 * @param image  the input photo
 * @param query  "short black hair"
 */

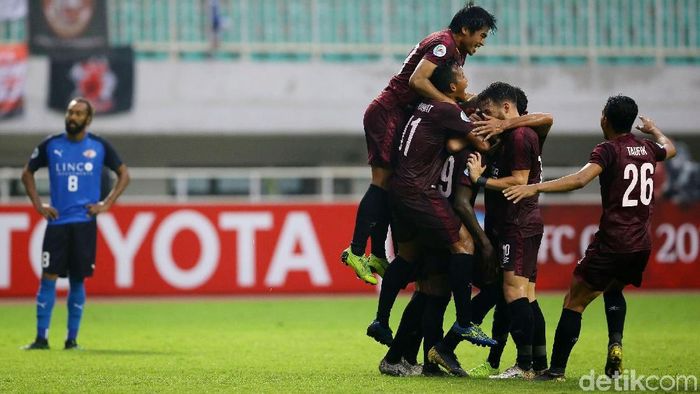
xmin=477 ymin=81 xmax=519 ymax=108
xmin=603 ymin=95 xmax=638 ymax=133
xmin=429 ymin=62 xmax=459 ymax=93
xmin=449 ymin=2 xmax=497 ymax=34
xmin=514 ymin=86 xmax=528 ymax=115
xmin=70 ymin=97 xmax=94 ymax=119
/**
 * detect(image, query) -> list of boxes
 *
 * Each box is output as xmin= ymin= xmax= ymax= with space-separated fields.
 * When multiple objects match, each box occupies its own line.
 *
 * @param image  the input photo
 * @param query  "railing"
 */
xmin=1 ymin=0 xmax=698 ymax=64
xmin=0 ymin=166 xmax=600 ymax=204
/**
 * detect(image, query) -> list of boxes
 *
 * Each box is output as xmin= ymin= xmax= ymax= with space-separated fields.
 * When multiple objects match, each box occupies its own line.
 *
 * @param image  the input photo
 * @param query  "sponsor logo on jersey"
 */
xmin=83 ymin=149 xmax=97 ymax=158
xmin=53 ymin=149 xmax=63 ymax=157
xmin=433 ymin=44 xmax=447 ymax=57
xmin=54 ymin=162 xmax=94 ymax=174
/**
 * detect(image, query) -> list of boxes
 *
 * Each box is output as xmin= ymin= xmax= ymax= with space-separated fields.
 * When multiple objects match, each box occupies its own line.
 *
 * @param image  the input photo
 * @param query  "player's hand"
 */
xmin=36 ymin=203 xmax=58 ymax=220
xmin=467 ymin=152 xmax=485 ymax=182
xmin=86 ymin=201 xmax=110 ymax=216
xmin=635 ymin=116 xmax=660 ymax=135
xmin=472 ymin=115 xmax=507 ymax=140
xmin=503 ymin=184 xmax=537 ymax=204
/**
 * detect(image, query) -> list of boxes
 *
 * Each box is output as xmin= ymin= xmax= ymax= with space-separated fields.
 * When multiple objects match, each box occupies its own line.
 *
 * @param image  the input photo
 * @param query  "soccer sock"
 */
xmin=531 ymin=300 xmax=548 ymax=371
xmin=67 ymin=278 xmax=86 ymax=341
xmin=488 ymin=297 xmax=510 ymax=369
xmin=508 ymin=297 xmax=534 ymax=370
xmin=36 ymin=277 xmax=57 ymax=340
xmin=604 ymin=290 xmax=626 ymax=346
xmin=422 ymin=294 xmax=450 ymax=365
xmin=471 ymin=282 xmax=499 ymax=326
xmin=550 ymin=308 xmax=582 ymax=372
xmin=369 ymin=187 xmax=390 ymax=259
xmin=448 ymin=253 xmax=474 ymax=328
xmin=350 ymin=184 xmax=387 ymax=256
xmin=375 ymin=255 xmax=416 ymax=327
xmin=385 ymin=292 xmax=425 ymax=364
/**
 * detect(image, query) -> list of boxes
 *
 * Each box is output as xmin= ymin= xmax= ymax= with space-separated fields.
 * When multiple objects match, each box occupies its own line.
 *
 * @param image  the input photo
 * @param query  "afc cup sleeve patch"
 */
xmin=460 ymin=111 xmax=470 ymax=122
xmin=30 ymin=147 xmax=39 ymax=159
xmin=433 ymin=44 xmax=447 ymax=57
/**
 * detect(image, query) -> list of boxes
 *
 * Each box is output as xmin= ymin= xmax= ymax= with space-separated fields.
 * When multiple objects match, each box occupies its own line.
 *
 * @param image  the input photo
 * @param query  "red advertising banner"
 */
xmin=0 ymin=202 xmax=698 ymax=297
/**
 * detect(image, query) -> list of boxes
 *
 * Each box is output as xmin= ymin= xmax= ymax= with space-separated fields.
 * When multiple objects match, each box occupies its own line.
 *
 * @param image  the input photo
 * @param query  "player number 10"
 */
xmin=67 ymin=175 xmax=79 ymax=192
xmin=622 ymin=163 xmax=653 ymax=207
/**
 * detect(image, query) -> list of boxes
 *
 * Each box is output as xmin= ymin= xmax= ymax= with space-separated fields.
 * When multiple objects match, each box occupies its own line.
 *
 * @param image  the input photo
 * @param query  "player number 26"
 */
xmin=622 ymin=162 xmax=654 ymax=207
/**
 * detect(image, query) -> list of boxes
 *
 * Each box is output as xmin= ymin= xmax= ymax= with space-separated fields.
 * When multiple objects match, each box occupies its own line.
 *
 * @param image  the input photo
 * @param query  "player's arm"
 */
xmin=466 ymin=152 xmax=529 ymax=191
xmin=408 ymin=59 xmax=454 ymax=103
xmin=21 ymin=164 xmax=58 ymax=220
xmin=636 ymin=115 xmax=677 ymax=160
xmin=452 ymin=185 xmax=495 ymax=263
xmin=503 ymin=163 xmax=602 ymax=204
xmin=87 ymin=164 xmax=130 ymax=216
xmin=472 ymin=113 xmax=554 ymax=141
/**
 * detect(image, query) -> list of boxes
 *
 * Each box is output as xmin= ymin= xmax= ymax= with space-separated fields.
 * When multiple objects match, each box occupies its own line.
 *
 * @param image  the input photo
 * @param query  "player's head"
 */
xmin=429 ymin=62 xmax=468 ymax=101
xmin=601 ymin=95 xmax=638 ymax=137
xmin=65 ymin=98 xmax=93 ymax=136
xmin=476 ymin=81 xmax=519 ymax=120
xmin=449 ymin=2 xmax=497 ymax=56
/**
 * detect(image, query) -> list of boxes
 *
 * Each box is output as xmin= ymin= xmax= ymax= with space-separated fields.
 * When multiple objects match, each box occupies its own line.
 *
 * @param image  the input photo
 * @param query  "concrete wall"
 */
xmin=1 ymin=58 xmax=699 ymax=135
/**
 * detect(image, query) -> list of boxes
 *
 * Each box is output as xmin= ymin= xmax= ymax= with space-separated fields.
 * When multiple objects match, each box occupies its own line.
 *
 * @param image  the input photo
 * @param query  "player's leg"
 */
xmin=24 ymin=225 xmax=68 ymax=350
xmin=603 ymin=281 xmax=626 ymax=378
xmin=484 ymin=292 xmax=510 ymax=374
xmin=64 ymin=221 xmax=97 ymax=350
xmin=421 ymin=285 xmax=451 ymax=376
xmin=366 ymin=166 xmax=391 ymax=277
xmin=368 ymin=240 xmax=419 ymax=346
xmin=491 ymin=234 xmax=543 ymax=379
xmin=529 ymin=282 xmax=548 ymax=375
xmin=379 ymin=291 xmax=425 ymax=376
xmin=542 ymin=275 xmax=602 ymax=380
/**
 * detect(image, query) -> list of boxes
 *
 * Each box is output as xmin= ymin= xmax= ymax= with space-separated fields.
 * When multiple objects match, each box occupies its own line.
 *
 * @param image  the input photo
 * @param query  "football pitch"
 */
xmin=1 ymin=293 xmax=698 ymax=393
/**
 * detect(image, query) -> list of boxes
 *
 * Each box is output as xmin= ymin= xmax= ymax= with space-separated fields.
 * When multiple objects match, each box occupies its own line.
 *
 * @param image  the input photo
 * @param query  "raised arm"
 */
xmin=636 ymin=116 xmax=676 ymax=160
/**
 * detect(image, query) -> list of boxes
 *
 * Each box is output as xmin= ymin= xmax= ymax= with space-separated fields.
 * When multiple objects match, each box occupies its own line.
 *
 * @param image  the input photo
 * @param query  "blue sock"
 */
xmin=67 ymin=279 xmax=86 ymax=341
xmin=36 ymin=278 xmax=57 ymax=339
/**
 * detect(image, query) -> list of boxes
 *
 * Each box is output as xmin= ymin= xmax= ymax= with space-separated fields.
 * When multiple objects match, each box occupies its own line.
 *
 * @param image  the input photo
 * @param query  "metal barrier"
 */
xmin=0 ymin=166 xmax=599 ymax=203
xmin=1 ymin=0 xmax=698 ymax=63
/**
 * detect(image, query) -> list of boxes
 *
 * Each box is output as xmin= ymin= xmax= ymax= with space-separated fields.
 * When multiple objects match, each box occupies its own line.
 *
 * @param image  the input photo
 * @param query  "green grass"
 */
xmin=1 ymin=293 xmax=699 ymax=393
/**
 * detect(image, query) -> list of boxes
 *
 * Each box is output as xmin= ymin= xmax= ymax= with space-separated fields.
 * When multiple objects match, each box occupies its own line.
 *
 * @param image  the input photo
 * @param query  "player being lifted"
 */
xmin=341 ymin=3 xmax=497 ymax=285
xmin=503 ymin=95 xmax=676 ymax=380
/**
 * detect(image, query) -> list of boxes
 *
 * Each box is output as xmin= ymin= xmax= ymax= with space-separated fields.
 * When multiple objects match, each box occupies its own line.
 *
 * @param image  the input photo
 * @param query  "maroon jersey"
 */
xmin=392 ymin=100 xmax=474 ymax=193
xmin=588 ymin=133 xmax=666 ymax=253
xmin=437 ymin=147 xmax=479 ymax=206
xmin=375 ymin=30 xmax=466 ymax=110
xmin=484 ymin=127 xmax=544 ymax=238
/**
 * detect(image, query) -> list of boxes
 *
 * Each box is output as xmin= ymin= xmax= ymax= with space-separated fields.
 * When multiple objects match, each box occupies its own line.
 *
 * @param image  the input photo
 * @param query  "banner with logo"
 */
xmin=48 ymin=46 xmax=134 ymax=114
xmin=0 ymin=43 xmax=27 ymax=119
xmin=0 ymin=202 xmax=698 ymax=297
xmin=28 ymin=0 xmax=108 ymax=55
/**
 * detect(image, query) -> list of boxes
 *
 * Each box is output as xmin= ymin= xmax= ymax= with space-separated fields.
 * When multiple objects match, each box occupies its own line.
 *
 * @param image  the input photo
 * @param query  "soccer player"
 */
xmin=462 ymin=82 xmax=545 ymax=379
xmin=341 ymin=3 xmax=497 ymax=285
xmin=368 ymin=62 xmax=496 ymax=352
xmin=21 ymin=98 xmax=130 ymax=350
xmin=503 ymin=95 xmax=676 ymax=381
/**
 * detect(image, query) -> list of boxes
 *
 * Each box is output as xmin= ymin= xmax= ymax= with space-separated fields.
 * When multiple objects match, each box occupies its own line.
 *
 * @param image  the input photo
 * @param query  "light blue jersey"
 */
xmin=28 ymin=133 xmax=122 ymax=225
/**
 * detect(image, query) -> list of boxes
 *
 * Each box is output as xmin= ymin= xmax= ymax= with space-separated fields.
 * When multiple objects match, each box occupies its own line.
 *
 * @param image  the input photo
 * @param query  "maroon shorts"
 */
xmin=389 ymin=188 xmax=462 ymax=247
xmin=499 ymin=234 xmax=542 ymax=282
xmin=363 ymin=100 xmax=410 ymax=167
xmin=574 ymin=242 xmax=651 ymax=291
